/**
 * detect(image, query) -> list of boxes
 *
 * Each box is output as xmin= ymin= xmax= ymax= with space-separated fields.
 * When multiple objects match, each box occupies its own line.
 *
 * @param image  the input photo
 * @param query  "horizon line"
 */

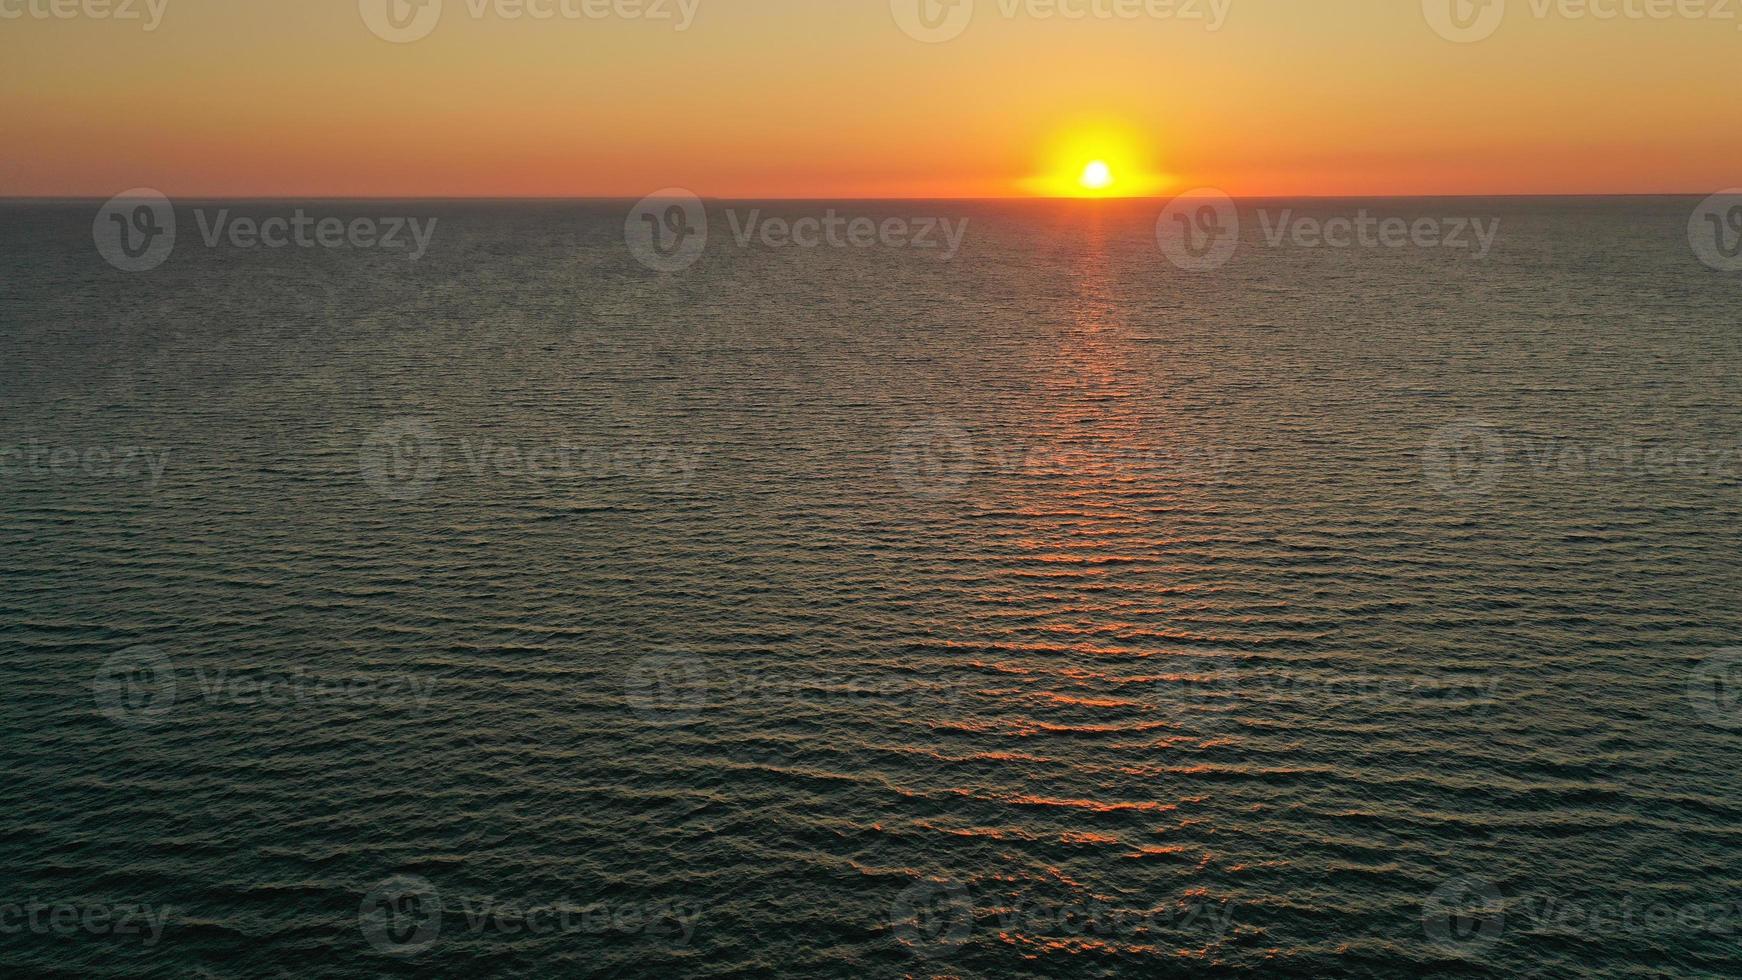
xmin=0 ymin=192 xmax=1722 ymax=203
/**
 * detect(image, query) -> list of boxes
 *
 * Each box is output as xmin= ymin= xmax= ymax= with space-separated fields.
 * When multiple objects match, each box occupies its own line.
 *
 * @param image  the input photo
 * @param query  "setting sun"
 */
xmin=1079 ymin=161 xmax=1114 ymax=192
xmin=1019 ymin=122 xmax=1170 ymax=198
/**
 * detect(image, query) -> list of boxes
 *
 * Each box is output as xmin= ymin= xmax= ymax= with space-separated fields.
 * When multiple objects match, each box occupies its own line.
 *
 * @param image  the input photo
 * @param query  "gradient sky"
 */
xmin=3 ymin=0 xmax=1738 ymax=197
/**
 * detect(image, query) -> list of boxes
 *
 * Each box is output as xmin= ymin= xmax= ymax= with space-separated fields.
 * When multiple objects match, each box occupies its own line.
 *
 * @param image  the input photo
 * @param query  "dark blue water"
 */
xmin=2 ymin=198 xmax=1740 ymax=977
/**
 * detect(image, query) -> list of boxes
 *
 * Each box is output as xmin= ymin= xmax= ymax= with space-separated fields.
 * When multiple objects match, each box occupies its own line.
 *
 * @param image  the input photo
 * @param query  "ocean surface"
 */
xmin=2 ymin=198 xmax=1740 ymax=977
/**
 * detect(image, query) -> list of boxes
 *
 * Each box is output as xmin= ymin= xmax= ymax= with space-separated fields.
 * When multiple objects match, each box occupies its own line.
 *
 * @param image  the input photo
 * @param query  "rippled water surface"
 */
xmin=2 ymin=199 xmax=1740 ymax=977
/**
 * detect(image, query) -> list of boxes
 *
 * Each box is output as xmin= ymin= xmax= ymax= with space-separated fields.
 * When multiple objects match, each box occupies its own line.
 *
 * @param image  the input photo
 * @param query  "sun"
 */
xmin=1018 ymin=122 xmax=1171 ymax=197
xmin=1079 ymin=160 xmax=1114 ymax=192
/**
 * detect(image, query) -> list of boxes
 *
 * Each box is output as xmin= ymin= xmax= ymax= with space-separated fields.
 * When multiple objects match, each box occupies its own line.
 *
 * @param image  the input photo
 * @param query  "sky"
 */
xmin=2 ymin=0 xmax=1738 ymax=198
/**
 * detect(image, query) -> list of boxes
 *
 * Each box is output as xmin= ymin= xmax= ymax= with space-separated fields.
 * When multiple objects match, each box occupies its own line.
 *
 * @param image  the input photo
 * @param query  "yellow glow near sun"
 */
xmin=1020 ymin=122 xmax=1171 ymax=198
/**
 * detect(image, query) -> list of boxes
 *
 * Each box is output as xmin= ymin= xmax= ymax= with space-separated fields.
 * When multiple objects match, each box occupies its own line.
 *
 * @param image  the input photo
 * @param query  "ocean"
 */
xmin=1 ymin=197 xmax=1740 ymax=977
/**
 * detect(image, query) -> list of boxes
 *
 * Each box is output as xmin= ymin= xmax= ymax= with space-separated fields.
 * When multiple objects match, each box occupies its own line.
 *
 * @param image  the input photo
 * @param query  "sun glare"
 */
xmin=1022 ymin=123 xmax=1169 ymax=198
xmin=1079 ymin=160 xmax=1114 ymax=191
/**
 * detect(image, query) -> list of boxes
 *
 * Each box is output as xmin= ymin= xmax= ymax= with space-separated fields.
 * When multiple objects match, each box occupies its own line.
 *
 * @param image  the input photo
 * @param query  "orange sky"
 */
xmin=2 ymin=0 xmax=1738 ymax=198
